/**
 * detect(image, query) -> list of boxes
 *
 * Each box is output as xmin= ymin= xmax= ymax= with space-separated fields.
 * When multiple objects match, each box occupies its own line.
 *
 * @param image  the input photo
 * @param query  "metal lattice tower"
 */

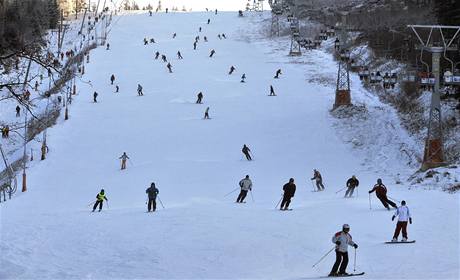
xmin=289 ymin=18 xmax=301 ymax=56
xmin=271 ymin=12 xmax=280 ymax=37
xmin=408 ymin=25 xmax=460 ymax=170
xmin=334 ymin=12 xmax=351 ymax=108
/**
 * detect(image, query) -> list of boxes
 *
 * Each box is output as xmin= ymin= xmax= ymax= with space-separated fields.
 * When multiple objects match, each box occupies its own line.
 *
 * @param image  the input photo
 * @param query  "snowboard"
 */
xmin=385 ymin=240 xmax=415 ymax=244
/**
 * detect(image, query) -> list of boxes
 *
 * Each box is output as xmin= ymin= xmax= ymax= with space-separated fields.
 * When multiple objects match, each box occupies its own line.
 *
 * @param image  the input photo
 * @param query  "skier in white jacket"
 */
xmin=236 ymin=175 xmax=252 ymax=203
xmin=329 ymin=224 xmax=358 ymax=277
xmin=392 ymin=200 xmax=412 ymax=242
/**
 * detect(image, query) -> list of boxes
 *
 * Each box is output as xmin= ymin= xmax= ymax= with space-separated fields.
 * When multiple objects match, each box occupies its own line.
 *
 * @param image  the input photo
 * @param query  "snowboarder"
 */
xmin=344 ymin=175 xmax=359 ymax=198
xmin=204 ymin=107 xmax=210 ymax=119
xmin=92 ymin=189 xmax=108 ymax=212
xmin=269 ymin=85 xmax=276 ymax=96
xmin=167 ymin=63 xmax=173 ymax=73
xmin=209 ymin=49 xmax=216 ymax=58
xmin=193 ymin=41 xmax=197 ymax=50
xmin=93 ymin=91 xmax=98 ymax=103
xmin=207 ymin=19 xmax=210 ymax=24
xmin=110 ymin=74 xmax=115 ymax=85
xmin=115 ymin=85 xmax=119 ymax=93
xmin=311 ymin=169 xmax=325 ymax=191
xmin=241 ymin=74 xmax=246 ymax=83
xmin=196 ymin=92 xmax=203 ymax=104
xmin=274 ymin=69 xmax=282 ymax=79
xmin=161 ymin=55 xmax=167 ymax=62
xmin=177 ymin=51 xmax=183 ymax=59
xmin=236 ymin=175 xmax=252 ymax=203
xmin=280 ymin=178 xmax=296 ymax=210
xmin=242 ymin=144 xmax=252 ymax=161
xmin=146 ymin=182 xmax=159 ymax=212
xmin=329 ymin=224 xmax=358 ymax=277
xmin=15 ymin=105 xmax=20 ymax=117
xmin=391 ymin=200 xmax=412 ymax=242
xmin=119 ymin=152 xmax=130 ymax=170
xmin=229 ymin=66 xmax=236 ymax=75
xmin=137 ymin=84 xmax=144 ymax=96
xmin=368 ymin=179 xmax=397 ymax=210
xmin=155 ymin=51 xmax=160 ymax=59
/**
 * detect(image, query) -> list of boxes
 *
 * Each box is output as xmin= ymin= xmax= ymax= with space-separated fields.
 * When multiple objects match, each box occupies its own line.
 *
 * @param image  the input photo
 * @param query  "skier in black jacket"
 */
xmin=146 ymin=183 xmax=159 ymax=212
xmin=280 ymin=178 xmax=296 ymax=210
xmin=344 ymin=176 xmax=359 ymax=198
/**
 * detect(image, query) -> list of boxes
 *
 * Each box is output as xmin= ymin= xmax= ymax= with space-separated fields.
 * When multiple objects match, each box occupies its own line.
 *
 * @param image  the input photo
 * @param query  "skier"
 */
xmin=204 ymin=107 xmax=210 ymax=119
xmin=146 ymin=182 xmax=159 ymax=212
xmin=199 ymin=27 xmax=202 ymax=32
xmin=218 ymin=34 xmax=222 ymax=40
xmin=391 ymin=200 xmax=412 ymax=242
xmin=150 ymin=38 xmax=155 ymax=44
xmin=119 ymin=152 xmax=130 ymax=170
xmin=161 ymin=55 xmax=167 ymax=62
xmin=242 ymin=144 xmax=252 ymax=161
xmin=311 ymin=169 xmax=325 ymax=191
xmin=215 ymin=9 xmax=218 ymax=15
xmin=228 ymin=66 xmax=236 ymax=75
xmin=241 ymin=74 xmax=246 ymax=83
xmin=369 ymin=178 xmax=397 ymax=210
xmin=222 ymin=34 xmax=226 ymax=39
xmin=209 ymin=49 xmax=216 ymax=58
xmin=236 ymin=175 xmax=252 ymax=203
xmin=92 ymin=189 xmax=108 ymax=212
xmin=15 ymin=105 xmax=20 ymax=117
xmin=193 ymin=41 xmax=197 ymax=50
xmin=269 ymin=85 xmax=276 ymax=96
xmin=137 ymin=84 xmax=144 ymax=96
xmin=35 ymin=80 xmax=39 ymax=91
xmin=177 ymin=51 xmax=183 ymax=59
xmin=344 ymin=175 xmax=359 ymax=198
xmin=173 ymin=33 xmax=177 ymax=38
xmin=329 ymin=224 xmax=358 ymax=277
xmin=274 ymin=69 xmax=282 ymax=79
xmin=207 ymin=19 xmax=210 ymax=24
xmin=204 ymin=36 xmax=208 ymax=42
xmin=280 ymin=178 xmax=296 ymax=210
xmin=144 ymin=38 xmax=148 ymax=45
xmin=106 ymin=43 xmax=110 ymax=50
xmin=196 ymin=92 xmax=203 ymax=104
xmin=149 ymin=10 xmax=153 ymax=16
xmin=110 ymin=74 xmax=115 ymax=85
xmin=115 ymin=85 xmax=119 ymax=93
xmin=93 ymin=91 xmax=98 ymax=103
xmin=155 ymin=51 xmax=160 ymax=59
xmin=167 ymin=63 xmax=173 ymax=73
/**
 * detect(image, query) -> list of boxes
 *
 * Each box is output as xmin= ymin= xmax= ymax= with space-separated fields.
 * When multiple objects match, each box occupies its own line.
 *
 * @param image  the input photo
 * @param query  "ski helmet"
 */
xmin=151 ymin=182 xmax=155 ymax=187
xmin=401 ymin=200 xmax=406 ymax=205
xmin=377 ymin=178 xmax=382 ymax=184
xmin=343 ymin=224 xmax=350 ymax=230
xmin=100 ymin=189 xmax=105 ymax=193
xmin=289 ymin=178 xmax=294 ymax=183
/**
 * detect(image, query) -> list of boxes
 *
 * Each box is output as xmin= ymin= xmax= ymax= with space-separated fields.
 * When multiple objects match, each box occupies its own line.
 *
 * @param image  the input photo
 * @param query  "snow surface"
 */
xmin=1 ymin=9 xmax=459 ymax=280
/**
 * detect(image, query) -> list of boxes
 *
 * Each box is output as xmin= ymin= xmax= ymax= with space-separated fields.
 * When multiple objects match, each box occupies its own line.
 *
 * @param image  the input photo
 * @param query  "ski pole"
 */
xmin=388 ymin=196 xmax=400 ymax=203
xmin=250 ymin=190 xmax=255 ymax=202
xmin=224 ymin=187 xmax=239 ymax=197
xmin=369 ymin=193 xmax=372 ymax=210
xmin=354 ymin=248 xmax=357 ymax=272
xmin=274 ymin=195 xmax=283 ymax=209
xmin=157 ymin=196 xmax=165 ymax=209
xmin=335 ymin=186 xmax=347 ymax=194
xmin=312 ymin=246 xmax=335 ymax=268
xmin=87 ymin=201 xmax=96 ymax=207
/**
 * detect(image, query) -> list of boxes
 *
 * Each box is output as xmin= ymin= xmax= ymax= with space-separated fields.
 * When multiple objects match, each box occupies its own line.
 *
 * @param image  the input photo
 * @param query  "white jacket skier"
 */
xmin=239 ymin=177 xmax=252 ymax=191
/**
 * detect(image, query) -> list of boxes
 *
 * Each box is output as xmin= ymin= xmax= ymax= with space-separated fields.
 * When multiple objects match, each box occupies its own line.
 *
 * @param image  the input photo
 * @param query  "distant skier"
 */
xmin=146 ymin=182 xmax=159 ymax=212
xmin=218 ymin=34 xmax=222 ymax=40
xmin=215 ymin=9 xmax=218 ymax=14
xmin=222 ymin=34 xmax=226 ymax=39
xmin=207 ymin=19 xmax=210 ymax=24
xmin=193 ymin=41 xmax=197 ymax=50
xmin=115 ymin=85 xmax=119 ymax=93
xmin=110 ymin=74 xmax=115 ymax=85
xmin=144 ymin=38 xmax=148 ymax=45
xmin=204 ymin=36 xmax=208 ymax=42
xmin=177 ymin=51 xmax=183 ymax=59
xmin=196 ymin=92 xmax=203 ymax=104
xmin=369 ymin=179 xmax=397 ymax=210
xmin=241 ymin=74 xmax=246 ymax=83
xmin=150 ymin=38 xmax=155 ymax=44
xmin=274 ymin=69 xmax=282 ymax=79
xmin=199 ymin=27 xmax=202 ymax=32
xmin=209 ymin=49 xmax=216 ymax=58
xmin=311 ymin=169 xmax=325 ymax=191
xmin=269 ymin=85 xmax=276 ymax=96
xmin=236 ymin=175 xmax=252 ymax=203
xmin=119 ymin=152 xmax=130 ymax=170
xmin=93 ymin=91 xmax=98 ymax=103
xmin=161 ymin=55 xmax=167 ymax=62
xmin=149 ymin=10 xmax=153 ymax=16
xmin=242 ymin=144 xmax=252 ymax=161
xmin=106 ymin=43 xmax=110 ymax=50
xmin=155 ymin=51 xmax=160 ymax=59
xmin=204 ymin=107 xmax=210 ymax=119
xmin=229 ymin=66 xmax=236 ymax=75
xmin=280 ymin=178 xmax=296 ymax=210
xmin=15 ymin=105 xmax=20 ymax=117
xmin=344 ymin=175 xmax=359 ymax=198
xmin=391 ymin=200 xmax=412 ymax=242
xmin=137 ymin=84 xmax=144 ymax=96
xmin=167 ymin=63 xmax=173 ymax=73
xmin=173 ymin=33 xmax=177 ymax=38
xmin=329 ymin=224 xmax=358 ymax=277
xmin=92 ymin=189 xmax=108 ymax=212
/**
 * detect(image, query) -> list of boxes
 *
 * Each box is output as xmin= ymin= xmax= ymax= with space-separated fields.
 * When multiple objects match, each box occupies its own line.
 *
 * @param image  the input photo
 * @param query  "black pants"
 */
xmin=196 ymin=98 xmax=202 ymax=104
xmin=331 ymin=250 xmax=349 ymax=275
xmin=316 ymin=180 xmax=325 ymax=190
xmin=280 ymin=195 xmax=292 ymax=209
xmin=237 ymin=190 xmax=248 ymax=203
xmin=148 ymin=198 xmax=157 ymax=212
xmin=345 ymin=186 xmax=355 ymax=197
xmin=244 ymin=152 xmax=252 ymax=161
xmin=377 ymin=195 xmax=397 ymax=209
xmin=93 ymin=200 xmax=103 ymax=211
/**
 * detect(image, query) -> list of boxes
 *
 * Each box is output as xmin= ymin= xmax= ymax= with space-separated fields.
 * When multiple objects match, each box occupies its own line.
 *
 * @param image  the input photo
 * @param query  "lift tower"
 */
xmin=334 ymin=12 xmax=352 ymax=109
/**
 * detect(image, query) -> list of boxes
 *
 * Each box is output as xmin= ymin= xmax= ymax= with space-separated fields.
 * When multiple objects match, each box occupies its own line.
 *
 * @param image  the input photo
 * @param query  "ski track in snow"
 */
xmin=1 ymin=9 xmax=459 ymax=280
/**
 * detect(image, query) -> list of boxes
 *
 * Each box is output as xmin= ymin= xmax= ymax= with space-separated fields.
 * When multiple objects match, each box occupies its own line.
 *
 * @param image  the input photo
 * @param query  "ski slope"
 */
xmin=1 ymin=8 xmax=459 ymax=280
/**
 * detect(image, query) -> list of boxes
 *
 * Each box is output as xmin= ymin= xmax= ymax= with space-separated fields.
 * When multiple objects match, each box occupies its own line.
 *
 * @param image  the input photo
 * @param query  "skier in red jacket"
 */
xmin=369 ymin=178 xmax=397 ymax=210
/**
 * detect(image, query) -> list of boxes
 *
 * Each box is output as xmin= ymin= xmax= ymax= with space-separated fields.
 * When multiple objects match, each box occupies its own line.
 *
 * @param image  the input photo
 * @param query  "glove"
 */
xmin=368 ymin=190 xmax=372 ymax=193
xmin=392 ymin=216 xmax=395 ymax=221
xmin=409 ymin=218 xmax=412 ymax=224
xmin=335 ymin=241 xmax=341 ymax=245
xmin=353 ymin=244 xmax=358 ymax=249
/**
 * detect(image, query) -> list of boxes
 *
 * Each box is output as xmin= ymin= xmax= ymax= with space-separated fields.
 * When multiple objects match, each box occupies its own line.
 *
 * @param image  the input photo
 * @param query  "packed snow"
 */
xmin=1 ymin=6 xmax=459 ymax=280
